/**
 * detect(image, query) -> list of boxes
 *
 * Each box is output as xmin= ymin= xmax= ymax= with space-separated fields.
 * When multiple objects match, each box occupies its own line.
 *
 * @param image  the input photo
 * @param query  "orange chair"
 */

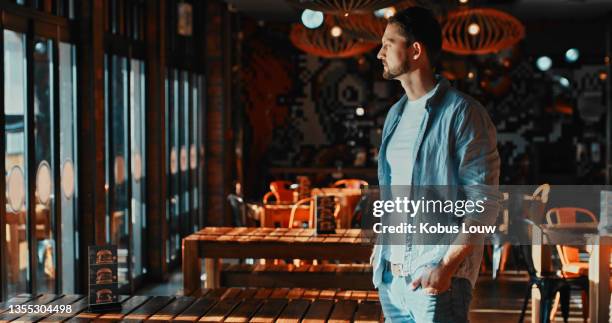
xmin=289 ymin=198 xmax=314 ymax=229
xmin=263 ymin=180 xmax=295 ymax=204
xmin=288 ymin=197 xmax=341 ymax=229
xmin=332 ymin=179 xmax=368 ymax=189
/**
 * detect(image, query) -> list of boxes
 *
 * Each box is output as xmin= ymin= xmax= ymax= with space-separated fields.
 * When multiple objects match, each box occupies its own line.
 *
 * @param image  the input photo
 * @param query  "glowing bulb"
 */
xmin=301 ymin=9 xmax=324 ymax=29
xmin=565 ymin=48 xmax=579 ymax=63
xmin=374 ymin=6 xmax=397 ymax=18
xmin=331 ymin=26 xmax=342 ymax=38
xmin=536 ymin=56 xmax=552 ymax=71
xmin=356 ymin=106 xmax=365 ymax=116
xmin=599 ymin=71 xmax=608 ymax=81
xmin=468 ymin=23 xmax=480 ymax=35
xmin=459 ymin=0 xmax=469 ymax=3
xmin=559 ymin=77 xmax=570 ymax=87
xmin=384 ymin=7 xmax=396 ymax=18
xmin=467 ymin=72 xmax=475 ymax=79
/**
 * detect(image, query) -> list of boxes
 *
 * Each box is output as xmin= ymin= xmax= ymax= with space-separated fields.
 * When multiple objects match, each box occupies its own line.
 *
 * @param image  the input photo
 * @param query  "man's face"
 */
xmin=377 ymin=23 xmax=411 ymax=80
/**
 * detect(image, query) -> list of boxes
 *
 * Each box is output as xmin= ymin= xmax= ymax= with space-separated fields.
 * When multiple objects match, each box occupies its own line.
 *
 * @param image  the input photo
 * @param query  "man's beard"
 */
xmin=382 ymin=60 xmax=410 ymax=80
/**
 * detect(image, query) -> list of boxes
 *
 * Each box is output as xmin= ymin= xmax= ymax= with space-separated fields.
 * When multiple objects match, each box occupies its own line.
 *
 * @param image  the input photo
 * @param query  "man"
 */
xmin=372 ymin=7 xmax=500 ymax=322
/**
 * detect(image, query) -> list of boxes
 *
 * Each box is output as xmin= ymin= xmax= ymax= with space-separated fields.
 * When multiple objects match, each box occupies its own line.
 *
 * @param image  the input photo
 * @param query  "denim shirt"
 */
xmin=371 ymin=77 xmax=501 ymax=288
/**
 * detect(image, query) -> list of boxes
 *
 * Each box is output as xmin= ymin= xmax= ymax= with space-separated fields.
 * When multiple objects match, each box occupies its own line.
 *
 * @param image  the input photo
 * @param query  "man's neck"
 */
xmin=397 ymin=68 xmax=436 ymax=101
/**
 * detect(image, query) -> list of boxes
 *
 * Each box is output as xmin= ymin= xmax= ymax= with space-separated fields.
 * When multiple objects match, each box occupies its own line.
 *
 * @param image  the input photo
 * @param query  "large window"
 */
xmin=3 ymin=29 xmax=30 ymax=298
xmin=104 ymin=54 xmax=147 ymax=290
xmin=165 ymin=68 xmax=204 ymax=265
xmin=2 ymin=21 xmax=78 ymax=299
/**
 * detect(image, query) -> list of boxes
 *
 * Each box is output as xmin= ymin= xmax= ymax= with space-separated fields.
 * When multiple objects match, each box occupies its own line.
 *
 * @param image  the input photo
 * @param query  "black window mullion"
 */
xmin=0 ymin=24 xmax=8 ymax=302
xmin=125 ymin=53 xmax=133 ymax=294
xmin=25 ymin=20 xmax=37 ymax=295
xmin=106 ymin=55 xmax=114 ymax=244
xmin=51 ymin=37 xmax=61 ymax=294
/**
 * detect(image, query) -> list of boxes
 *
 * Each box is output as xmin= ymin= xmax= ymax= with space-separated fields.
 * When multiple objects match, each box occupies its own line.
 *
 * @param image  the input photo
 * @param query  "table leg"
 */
xmin=588 ymin=239 xmax=610 ymax=323
xmin=204 ymin=258 xmax=221 ymax=288
xmin=531 ymin=243 xmax=552 ymax=323
xmin=182 ymin=237 xmax=200 ymax=295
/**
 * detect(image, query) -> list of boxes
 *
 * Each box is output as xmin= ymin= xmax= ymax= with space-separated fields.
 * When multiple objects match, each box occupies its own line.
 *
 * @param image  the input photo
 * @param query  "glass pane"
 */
xmin=4 ymin=29 xmax=30 ymax=298
xmin=169 ymin=68 xmax=180 ymax=262
xmin=180 ymin=70 xmax=190 ymax=236
xmin=59 ymin=42 xmax=78 ymax=293
xmin=164 ymin=68 xmax=170 ymax=264
xmin=108 ymin=55 xmax=129 ymax=286
xmin=191 ymin=73 xmax=198 ymax=232
xmin=130 ymin=58 xmax=145 ymax=278
xmin=197 ymin=75 xmax=205 ymax=228
xmin=33 ymin=37 xmax=56 ymax=294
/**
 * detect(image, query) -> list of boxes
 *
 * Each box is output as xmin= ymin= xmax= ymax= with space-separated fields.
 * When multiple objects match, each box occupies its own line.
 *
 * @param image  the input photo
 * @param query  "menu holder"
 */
xmin=314 ymin=194 xmax=336 ymax=234
xmin=88 ymin=245 xmax=121 ymax=312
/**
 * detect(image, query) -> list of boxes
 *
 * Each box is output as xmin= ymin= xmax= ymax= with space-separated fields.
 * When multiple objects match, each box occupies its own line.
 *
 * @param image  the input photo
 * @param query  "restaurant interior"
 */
xmin=0 ymin=0 xmax=611 ymax=322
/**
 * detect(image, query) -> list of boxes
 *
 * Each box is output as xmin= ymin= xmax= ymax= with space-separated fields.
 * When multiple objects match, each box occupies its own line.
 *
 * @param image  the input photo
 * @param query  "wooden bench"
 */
xmin=221 ymin=263 xmax=374 ymax=290
xmin=0 ymin=288 xmax=383 ymax=322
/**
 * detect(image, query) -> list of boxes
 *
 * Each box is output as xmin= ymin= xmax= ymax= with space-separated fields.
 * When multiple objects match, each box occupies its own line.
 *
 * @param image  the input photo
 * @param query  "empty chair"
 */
xmin=263 ymin=180 xmax=295 ymax=203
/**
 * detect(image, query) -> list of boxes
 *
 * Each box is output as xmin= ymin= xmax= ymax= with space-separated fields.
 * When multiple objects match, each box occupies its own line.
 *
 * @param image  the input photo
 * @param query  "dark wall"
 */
xmin=240 ymin=17 xmax=609 ymax=197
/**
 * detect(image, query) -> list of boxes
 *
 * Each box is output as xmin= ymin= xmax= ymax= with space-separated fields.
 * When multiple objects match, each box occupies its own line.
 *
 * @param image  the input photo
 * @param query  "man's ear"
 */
xmin=411 ymin=41 xmax=424 ymax=61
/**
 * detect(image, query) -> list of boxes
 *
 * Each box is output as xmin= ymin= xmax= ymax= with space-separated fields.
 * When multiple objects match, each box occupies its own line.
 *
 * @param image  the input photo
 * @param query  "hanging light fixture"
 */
xmin=286 ymin=0 xmax=396 ymax=15
xmin=333 ymin=1 xmax=418 ymax=42
xmin=290 ymin=17 xmax=378 ymax=58
xmin=442 ymin=8 xmax=525 ymax=55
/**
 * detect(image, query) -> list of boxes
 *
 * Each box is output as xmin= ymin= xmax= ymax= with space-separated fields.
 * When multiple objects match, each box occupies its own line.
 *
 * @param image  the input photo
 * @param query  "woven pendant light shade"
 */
xmin=442 ymin=8 xmax=525 ymax=55
xmin=286 ymin=0 xmax=396 ymax=15
xmin=333 ymin=1 xmax=418 ymax=42
xmin=290 ymin=18 xmax=378 ymax=58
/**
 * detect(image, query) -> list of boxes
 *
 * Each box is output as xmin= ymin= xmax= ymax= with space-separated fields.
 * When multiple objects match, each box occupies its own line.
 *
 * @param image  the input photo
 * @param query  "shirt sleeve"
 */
xmin=453 ymin=100 xmax=501 ymax=226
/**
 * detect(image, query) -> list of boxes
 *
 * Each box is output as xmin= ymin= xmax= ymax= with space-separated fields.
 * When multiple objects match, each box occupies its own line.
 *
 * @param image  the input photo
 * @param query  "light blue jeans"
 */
xmin=378 ymin=264 xmax=472 ymax=323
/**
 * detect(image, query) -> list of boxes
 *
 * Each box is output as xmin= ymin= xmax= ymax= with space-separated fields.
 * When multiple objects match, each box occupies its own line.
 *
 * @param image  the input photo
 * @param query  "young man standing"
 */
xmin=372 ymin=7 xmax=501 ymax=322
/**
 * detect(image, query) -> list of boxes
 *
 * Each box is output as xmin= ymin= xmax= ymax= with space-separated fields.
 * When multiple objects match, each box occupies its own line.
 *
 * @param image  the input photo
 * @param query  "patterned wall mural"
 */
xmin=241 ymin=22 xmax=609 ymax=189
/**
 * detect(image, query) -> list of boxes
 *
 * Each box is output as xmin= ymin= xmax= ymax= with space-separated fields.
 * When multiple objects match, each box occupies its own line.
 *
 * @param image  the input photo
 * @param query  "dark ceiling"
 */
xmin=223 ymin=0 xmax=612 ymax=22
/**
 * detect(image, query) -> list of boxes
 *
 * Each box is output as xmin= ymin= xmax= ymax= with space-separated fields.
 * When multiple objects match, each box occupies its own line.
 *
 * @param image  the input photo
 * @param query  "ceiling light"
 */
xmin=536 ymin=56 xmax=552 ymax=71
xmin=301 ymin=9 xmax=324 ymax=29
xmin=467 ymin=23 xmax=480 ymax=35
xmin=356 ymin=106 xmax=365 ymax=116
xmin=374 ymin=6 xmax=396 ymax=19
xmin=565 ymin=48 xmax=579 ymax=63
xmin=559 ymin=77 xmax=570 ymax=87
xmin=331 ymin=26 xmax=343 ymax=37
xmin=459 ymin=0 xmax=469 ymax=3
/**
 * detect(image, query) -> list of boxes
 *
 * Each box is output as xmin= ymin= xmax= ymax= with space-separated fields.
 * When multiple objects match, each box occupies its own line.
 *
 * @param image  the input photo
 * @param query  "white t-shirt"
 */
xmin=383 ymin=84 xmax=438 ymax=263
xmin=387 ymin=85 xmax=438 ymax=186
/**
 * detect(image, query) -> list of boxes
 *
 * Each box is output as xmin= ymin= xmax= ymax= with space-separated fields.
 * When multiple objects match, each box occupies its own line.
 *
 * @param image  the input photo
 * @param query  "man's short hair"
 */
xmin=388 ymin=7 xmax=442 ymax=67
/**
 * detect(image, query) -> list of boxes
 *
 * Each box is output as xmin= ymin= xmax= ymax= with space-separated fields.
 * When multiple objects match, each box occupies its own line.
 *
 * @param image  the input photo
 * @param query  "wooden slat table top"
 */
xmin=11 ymin=295 xmax=84 ymax=323
xmin=185 ymin=227 xmax=374 ymax=262
xmin=0 ymin=290 xmax=381 ymax=323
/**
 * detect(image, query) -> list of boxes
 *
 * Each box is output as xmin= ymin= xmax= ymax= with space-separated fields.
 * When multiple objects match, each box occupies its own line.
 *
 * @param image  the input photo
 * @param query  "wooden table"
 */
xmin=532 ymin=225 xmax=611 ymax=323
xmin=0 ymin=289 xmax=383 ymax=322
xmin=182 ymin=227 xmax=374 ymax=294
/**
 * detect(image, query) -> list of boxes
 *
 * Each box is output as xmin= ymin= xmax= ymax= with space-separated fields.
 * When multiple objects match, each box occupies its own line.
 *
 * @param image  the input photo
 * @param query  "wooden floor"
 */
xmin=139 ymin=270 xmax=594 ymax=322
xmin=0 ymin=272 xmax=599 ymax=322
xmin=470 ymin=272 xmax=589 ymax=322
